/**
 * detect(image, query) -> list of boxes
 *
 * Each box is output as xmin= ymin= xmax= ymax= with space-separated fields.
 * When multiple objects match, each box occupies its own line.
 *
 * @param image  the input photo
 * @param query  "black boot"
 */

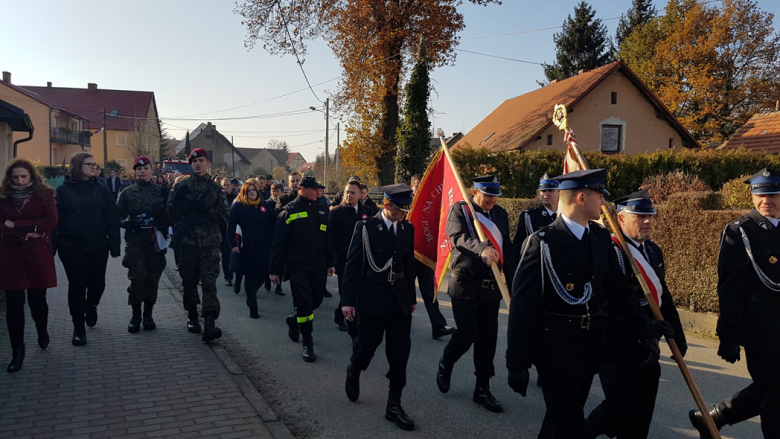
xmin=473 ymin=380 xmax=503 ymax=413
xmin=128 ymin=304 xmax=142 ymax=333
xmin=36 ymin=325 xmax=49 ymax=350
xmin=7 ymin=344 xmax=24 ymax=374
xmin=85 ymin=305 xmax=98 ymax=328
xmin=249 ymin=307 xmax=259 ymax=319
xmin=143 ymin=303 xmax=156 ymax=330
xmin=275 ymin=284 xmax=285 ymax=295
xmin=436 ymin=357 xmax=453 ymax=393
xmin=72 ymin=321 xmax=87 ymax=346
xmin=202 ymin=313 xmax=223 ymax=343
xmin=301 ymin=328 xmax=315 ymax=362
xmin=187 ymin=309 xmax=201 ymax=334
xmin=689 ymin=406 xmax=725 ymax=439
xmin=286 ymin=312 xmax=300 ymax=342
xmin=385 ymin=387 xmax=415 ymax=431
xmin=345 ymin=363 xmax=360 ymax=402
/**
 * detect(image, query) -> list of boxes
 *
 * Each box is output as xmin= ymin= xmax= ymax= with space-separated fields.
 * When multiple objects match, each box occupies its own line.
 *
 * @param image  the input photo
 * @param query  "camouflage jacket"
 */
xmin=116 ymin=180 xmax=170 ymax=247
xmin=167 ymin=173 xmax=229 ymax=247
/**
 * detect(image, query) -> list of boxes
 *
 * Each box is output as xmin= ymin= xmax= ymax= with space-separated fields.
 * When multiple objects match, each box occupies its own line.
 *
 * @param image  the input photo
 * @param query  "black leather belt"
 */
xmin=452 ymin=271 xmax=496 ymax=290
xmin=367 ymin=270 xmax=405 ymax=284
xmin=540 ymin=310 xmax=600 ymax=330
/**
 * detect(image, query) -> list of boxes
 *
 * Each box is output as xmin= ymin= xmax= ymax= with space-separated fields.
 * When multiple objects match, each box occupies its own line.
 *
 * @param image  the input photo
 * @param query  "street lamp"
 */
xmin=310 ymin=98 xmax=329 ymax=187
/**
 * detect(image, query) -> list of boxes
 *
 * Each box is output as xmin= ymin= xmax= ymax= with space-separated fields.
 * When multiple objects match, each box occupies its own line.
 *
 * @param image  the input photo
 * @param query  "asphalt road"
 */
xmin=164 ymin=254 xmax=763 ymax=439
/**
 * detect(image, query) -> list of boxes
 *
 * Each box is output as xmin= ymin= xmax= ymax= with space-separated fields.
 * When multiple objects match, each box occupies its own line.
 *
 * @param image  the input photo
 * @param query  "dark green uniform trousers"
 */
xmin=179 ymin=244 xmax=221 ymax=316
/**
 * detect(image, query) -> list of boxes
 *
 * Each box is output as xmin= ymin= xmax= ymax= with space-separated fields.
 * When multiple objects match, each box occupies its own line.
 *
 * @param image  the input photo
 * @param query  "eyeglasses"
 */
xmin=83 ymin=163 xmax=98 ymax=169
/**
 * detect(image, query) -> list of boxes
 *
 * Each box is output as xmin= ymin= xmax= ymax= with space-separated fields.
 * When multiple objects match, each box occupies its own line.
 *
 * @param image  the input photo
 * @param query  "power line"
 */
xmin=276 ymin=1 xmax=323 ymax=103
xmin=463 ymin=16 xmax=622 ymax=40
xmin=455 ymin=49 xmax=543 ymax=65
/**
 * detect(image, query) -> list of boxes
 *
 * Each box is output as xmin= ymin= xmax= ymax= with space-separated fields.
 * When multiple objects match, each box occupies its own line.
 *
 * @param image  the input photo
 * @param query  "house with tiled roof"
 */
xmin=287 ymin=152 xmax=307 ymax=171
xmin=718 ymin=109 xmax=780 ymax=153
xmin=182 ymin=122 xmax=252 ymax=179
xmin=1 ymin=72 xmax=93 ymax=166
xmin=19 ymin=81 xmax=160 ymax=171
xmin=236 ymin=148 xmax=288 ymax=175
xmin=455 ymin=60 xmax=699 ymax=154
xmin=298 ymin=162 xmax=315 ymax=176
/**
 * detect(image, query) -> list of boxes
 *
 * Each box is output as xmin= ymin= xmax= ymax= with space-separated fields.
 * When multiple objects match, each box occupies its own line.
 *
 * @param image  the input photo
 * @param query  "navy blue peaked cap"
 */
xmin=551 ymin=169 xmax=609 ymax=195
xmin=614 ymin=190 xmax=656 ymax=215
xmin=745 ymin=168 xmax=780 ymax=195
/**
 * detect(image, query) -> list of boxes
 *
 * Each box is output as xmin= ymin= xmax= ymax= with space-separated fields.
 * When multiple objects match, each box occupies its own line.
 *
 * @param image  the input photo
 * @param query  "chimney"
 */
xmin=578 ymin=69 xmax=591 ymax=75
xmin=2 ymin=71 xmax=10 ymax=83
xmin=47 ymin=82 xmax=52 ymax=87
xmin=550 ymin=79 xmax=558 ymax=84
xmin=776 ymin=100 xmax=779 ymax=112
xmin=207 ymin=122 xmax=216 ymax=130
xmin=87 ymin=83 xmax=97 ymax=91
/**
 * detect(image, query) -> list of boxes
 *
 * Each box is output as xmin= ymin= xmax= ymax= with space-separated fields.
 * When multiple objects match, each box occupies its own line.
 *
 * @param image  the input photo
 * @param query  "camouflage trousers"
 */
xmin=122 ymin=243 xmax=167 ymax=306
xmin=179 ymin=244 xmax=221 ymax=317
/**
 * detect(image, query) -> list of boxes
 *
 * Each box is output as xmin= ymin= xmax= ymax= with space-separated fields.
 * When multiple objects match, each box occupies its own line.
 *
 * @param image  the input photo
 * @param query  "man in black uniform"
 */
xmin=330 ymin=175 xmax=360 ymax=207
xmin=586 ymin=190 xmax=686 ymax=438
xmin=329 ymin=180 xmax=370 ymax=337
xmin=506 ymin=169 xmax=669 ymax=438
xmin=342 ymin=184 xmax=417 ymax=431
xmin=270 ymin=177 xmax=335 ymax=362
xmin=512 ymin=173 xmax=559 ymax=261
xmin=436 ymin=175 xmax=516 ymax=413
xmin=689 ymin=169 xmax=780 ymax=438
xmin=410 ymin=174 xmax=453 ymax=339
xmin=276 ymin=171 xmax=302 ymax=211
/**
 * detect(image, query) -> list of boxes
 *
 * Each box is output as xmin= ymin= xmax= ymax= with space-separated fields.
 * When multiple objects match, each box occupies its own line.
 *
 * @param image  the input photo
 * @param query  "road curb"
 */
xmin=162 ymin=268 xmax=295 ymax=439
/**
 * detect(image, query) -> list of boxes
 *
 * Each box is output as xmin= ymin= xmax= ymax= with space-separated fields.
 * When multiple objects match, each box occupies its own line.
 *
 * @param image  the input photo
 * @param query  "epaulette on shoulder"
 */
xmin=534 ymin=224 xmax=555 ymax=239
xmin=730 ymin=215 xmax=752 ymax=228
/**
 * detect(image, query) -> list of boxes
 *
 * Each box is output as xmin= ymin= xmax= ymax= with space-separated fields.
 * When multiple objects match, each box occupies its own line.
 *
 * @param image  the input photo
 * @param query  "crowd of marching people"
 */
xmin=2 ymin=145 xmax=779 ymax=438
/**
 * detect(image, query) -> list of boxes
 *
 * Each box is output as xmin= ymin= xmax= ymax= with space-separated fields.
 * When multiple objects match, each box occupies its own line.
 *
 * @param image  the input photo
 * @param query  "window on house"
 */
xmin=669 ymin=139 xmax=675 ymax=149
xmin=116 ymin=133 xmax=128 ymax=147
xmin=547 ymin=134 xmax=553 ymax=145
xmin=116 ymin=159 xmax=127 ymax=171
xmin=71 ymin=121 xmax=77 ymax=131
xmin=611 ymin=92 xmax=617 ymax=105
xmin=54 ymin=116 xmax=60 ymax=129
xmin=600 ymin=125 xmax=622 ymax=153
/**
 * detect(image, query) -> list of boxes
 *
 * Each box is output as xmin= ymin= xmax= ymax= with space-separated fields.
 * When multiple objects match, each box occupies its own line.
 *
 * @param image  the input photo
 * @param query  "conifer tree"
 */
xmin=395 ymin=38 xmax=432 ymax=184
xmin=184 ymin=131 xmax=191 ymax=156
xmin=616 ymin=0 xmax=657 ymax=47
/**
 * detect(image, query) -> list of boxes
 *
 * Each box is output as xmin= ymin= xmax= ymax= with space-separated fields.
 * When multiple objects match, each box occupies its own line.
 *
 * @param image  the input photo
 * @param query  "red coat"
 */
xmin=0 ymin=189 xmax=58 ymax=290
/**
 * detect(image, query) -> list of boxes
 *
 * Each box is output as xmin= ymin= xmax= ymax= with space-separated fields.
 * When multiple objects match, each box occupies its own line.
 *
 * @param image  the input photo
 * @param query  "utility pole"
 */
xmin=102 ymin=108 xmax=107 ymax=169
xmin=231 ymin=136 xmax=235 ymax=177
xmin=335 ymin=122 xmax=340 ymax=185
xmin=324 ymin=97 xmax=329 ymax=187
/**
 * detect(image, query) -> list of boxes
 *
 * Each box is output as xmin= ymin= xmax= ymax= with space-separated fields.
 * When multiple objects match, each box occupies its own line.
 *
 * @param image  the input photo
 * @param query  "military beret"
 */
xmin=188 ymin=148 xmax=209 ymax=164
xmin=133 ymin=156 xmax=151 ymax=169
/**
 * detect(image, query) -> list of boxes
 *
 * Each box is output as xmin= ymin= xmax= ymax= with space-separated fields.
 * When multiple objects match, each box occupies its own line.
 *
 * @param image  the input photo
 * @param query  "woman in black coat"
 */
xmin=56 ymin=153 xmax=120 ymax=346
xmin=227 ymin=181 xmax=275 ymax=318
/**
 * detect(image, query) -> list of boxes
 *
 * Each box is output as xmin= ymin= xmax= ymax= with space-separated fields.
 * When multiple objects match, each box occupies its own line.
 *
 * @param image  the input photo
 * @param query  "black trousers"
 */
xmin=586 ymin=354 xmax=661 ymax=438
xmin=334 ymin=272 xmax=359 ymax=338
xmin=244 ymin=276 xmax=260 ymax=309
xmin=59 ymin=245 xmax=109 ymax=332
xmin=537 ymin=367 xmax=596 ymax=439
xmin=290 ymin=270 xmax=326 ymax=330
xmin=5 ymin=290 xmax=48 ymax=348
xmin=441 ymin=299 xmax=499 ymax=379
xmin=220 ymin=231 xmax=233 ymax=281
xmin=415 ymin=260 xmax=447 ymax=330
xmin=351 ymin=306 xmax=412 ymax=388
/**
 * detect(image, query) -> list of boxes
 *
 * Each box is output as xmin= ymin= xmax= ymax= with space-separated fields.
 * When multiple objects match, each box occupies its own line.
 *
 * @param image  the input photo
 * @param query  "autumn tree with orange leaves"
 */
xmin=619 ymin=0 xmax=780 ymax=144
xmin=235 ymin=0 xmax=501 ymax=184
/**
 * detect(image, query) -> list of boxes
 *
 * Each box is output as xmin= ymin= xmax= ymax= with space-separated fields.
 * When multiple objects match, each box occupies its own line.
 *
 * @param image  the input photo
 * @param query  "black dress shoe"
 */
xmin=85 ymin=306 xmax=98 ymax=327
xmin=250 ymin=307 xmax=259 ymax=319
xmin=432 ymin=326 xmax=455 ymax=339
xmin=275 ymin=285 xmax=285 ymax=295
xmin=7 ymin=344 xmax=24 ymax=374
xmin=345 ymin=364 xmax=360 ymax=401
xmin=37 ymin=328 xmax=49 ymax=350
xmin=436 ymin=357 xmax=452 ymax=393
xmin=473 ymin=385 xmax=503 ymax=413
xmin=689 ymin=408 xmax=722 ymax=439
xmin=337 ymin=319 xmax=349 ymax=332
xmin=302 ymin=344 xmax=315 ymax=362
xmin=286 ymin=313 xmax=300 ymax=342
xmin=225 ymin=279 xmax=233 ymax=287
xmin=143 ymin=316 xmax=156 ymax=330
xmin=128 ymin=316 xmax=141 ymax=333
xmin=187 ymin=309 xmax=202 ymax=334
xmin=323 ymin=289 xmax=333 ymax=298
xmin=72 ymin=332 xmax=87 ymax=346
xmin=386 ymin=389 xmax=415 ymax=431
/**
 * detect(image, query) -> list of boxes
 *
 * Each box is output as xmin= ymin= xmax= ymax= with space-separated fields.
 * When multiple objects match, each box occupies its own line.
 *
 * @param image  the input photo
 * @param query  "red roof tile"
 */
xmin=0 ymin=81 xmax=86 ymax=120
xmin=718 ymin=112 xmax=780 ymax=153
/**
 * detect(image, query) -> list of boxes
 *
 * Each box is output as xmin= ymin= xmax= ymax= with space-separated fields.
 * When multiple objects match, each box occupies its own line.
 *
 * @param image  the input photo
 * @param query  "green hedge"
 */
xmin=452 ymin=147 xmax=780 ymax=199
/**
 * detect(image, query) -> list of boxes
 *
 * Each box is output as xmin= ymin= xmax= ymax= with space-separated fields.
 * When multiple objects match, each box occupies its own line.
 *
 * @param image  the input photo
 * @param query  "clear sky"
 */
xmin=1 ymin=0 xmax=775 ymax=162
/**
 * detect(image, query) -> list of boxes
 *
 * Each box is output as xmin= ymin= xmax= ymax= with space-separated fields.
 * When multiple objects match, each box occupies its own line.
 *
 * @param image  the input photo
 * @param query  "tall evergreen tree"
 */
xmin=615 ymin=0 xmax=657 ymax=48
xmin=184 ymin=130 xmax=191 ymax=156
xmin=395 ymin=37 xmax=432 ymax=184
xmin=541 ymin=1 xmax=612 ymax=84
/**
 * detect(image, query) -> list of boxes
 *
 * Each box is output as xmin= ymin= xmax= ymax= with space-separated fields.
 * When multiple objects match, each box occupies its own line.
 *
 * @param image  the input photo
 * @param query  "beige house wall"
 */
xmin=89 ymin=102 xmax=159 ymax=172
xmin=524 ymin=72 xmax=684 ymax=154
xmin=288 ymin=155 xmax=306 ymax=170
xmin=0 ymin=122 xmax=12 ymax=171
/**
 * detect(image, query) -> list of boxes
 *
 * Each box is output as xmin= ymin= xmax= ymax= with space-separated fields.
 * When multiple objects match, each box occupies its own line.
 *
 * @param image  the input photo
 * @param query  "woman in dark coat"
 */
xmin=56 ymin=152 xmax=120 ymax=346
xmin=227 ymin=180 xmax=274 ymax=318
xmin=0 ymin=159 xmax=58 ymax=373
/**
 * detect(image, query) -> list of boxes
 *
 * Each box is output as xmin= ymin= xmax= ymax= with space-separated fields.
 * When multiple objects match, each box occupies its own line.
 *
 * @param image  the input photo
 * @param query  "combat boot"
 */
xmin=6 ymin=343 xmax=24 ymax=374
xmin=345 ymin=363 xmax=360 ymax=402
xmin=689 ymin=406 xmax=725 ymax=439
xmin=187 ymin=309 xmax=201 ymax=334
xmin=385 ymin=386 xmax=414 ymax=431
xmin=143 ymin=303 xmax=156 ymax=330
xmin=202 ymin=313 xmax=223 ymax=343
xmin=286 ymin=312 xmax=299 ymax=342
xmin=436 ymin=357 xmax=453 ymax=393
xmin=249 ymin=307 xmax=259 ymax=319
xmin=128 ymin=304 xmax=142 ymax=333
xmin=473 ymin=379 xmax=503 ymax=413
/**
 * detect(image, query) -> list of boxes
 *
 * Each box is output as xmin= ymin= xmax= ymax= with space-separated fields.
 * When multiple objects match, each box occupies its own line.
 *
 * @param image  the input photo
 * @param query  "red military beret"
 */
xmin=188 ymin=148 xmax=209 ymax=163
xmin=133 ymin=156 xmax=151 ymax=169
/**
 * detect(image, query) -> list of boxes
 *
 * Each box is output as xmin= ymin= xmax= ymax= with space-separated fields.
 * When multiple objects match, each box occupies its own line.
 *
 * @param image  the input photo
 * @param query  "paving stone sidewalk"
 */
xmin=0 ymin=255 xmax=290 ymax=439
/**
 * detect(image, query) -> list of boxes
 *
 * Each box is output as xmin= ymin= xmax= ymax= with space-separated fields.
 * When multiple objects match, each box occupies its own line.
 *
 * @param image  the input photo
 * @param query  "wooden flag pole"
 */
xmin=552 ymin=105 xmax=721 ymax=439
xmin=437 ymin=129 xmax=511 ymax=307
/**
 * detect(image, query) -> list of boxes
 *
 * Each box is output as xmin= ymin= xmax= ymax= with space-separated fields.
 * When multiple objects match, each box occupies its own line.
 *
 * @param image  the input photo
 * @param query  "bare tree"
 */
xmin=127 ymin=116 xmax=161 ymax=160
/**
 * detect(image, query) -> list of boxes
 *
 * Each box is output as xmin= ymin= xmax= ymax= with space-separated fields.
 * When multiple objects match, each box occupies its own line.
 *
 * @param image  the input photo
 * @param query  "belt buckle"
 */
xmin=387 ymin=271 xmax=396 ymax=283
xmin=580 ymin=314 xmax=590 ymax=330
xmin=481 ymin=279 xmax=492 ymax=289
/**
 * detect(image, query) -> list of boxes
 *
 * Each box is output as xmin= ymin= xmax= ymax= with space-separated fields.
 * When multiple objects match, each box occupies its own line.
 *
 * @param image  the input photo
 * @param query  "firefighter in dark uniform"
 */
xmin=436 ymin=175 xmax=516 ymax=413
xmin=506 ymin=169 xmax=670 ymax=439
xmin=167 ymin=148 xmax=229 ymax=343
xmin=342 ymin=184 xmax=417 ymax=431
xmin=117 ymin=156 xmax=169 ymax=333
xmin=272 ymin=171 xmax=303 ymax=296
xmin=586 ymin=190 xmax=686 ymax=438
xmin=512 ymin=173 xmax=559 ymax=261
xmin=269 ymin=176 xmax=335 ymax=362
xmin=689 ymin=168 xmax=780 ymax=439
xmin=329 ymin=179 xmax=370 ymax=339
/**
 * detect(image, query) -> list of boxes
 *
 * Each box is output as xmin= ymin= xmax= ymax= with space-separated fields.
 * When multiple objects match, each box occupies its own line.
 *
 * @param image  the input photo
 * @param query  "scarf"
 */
xmin=10 ymin=182 xmax=34 ymax=212
xmin=243 ymin=198 xmax=262 ymax=207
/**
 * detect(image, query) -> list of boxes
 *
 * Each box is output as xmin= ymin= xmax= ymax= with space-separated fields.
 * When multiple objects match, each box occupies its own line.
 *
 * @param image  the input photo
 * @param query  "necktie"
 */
xmin=389 ymin=223 xmax=395 ymax=237
xmin=581 ymin=227 xmax=589 ymax=242
xmin=551 ymin=212 xmax=557 ymax=221
xmin=638 ymin=243 xmax=647 ymax=261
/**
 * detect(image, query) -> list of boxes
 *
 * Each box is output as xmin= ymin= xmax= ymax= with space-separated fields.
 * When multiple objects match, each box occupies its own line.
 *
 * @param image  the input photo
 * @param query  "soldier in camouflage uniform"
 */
xmin=167 ymin=148 xmax=230 ymax=342
xmin=117 ymin=156 xmax=170 ymax=333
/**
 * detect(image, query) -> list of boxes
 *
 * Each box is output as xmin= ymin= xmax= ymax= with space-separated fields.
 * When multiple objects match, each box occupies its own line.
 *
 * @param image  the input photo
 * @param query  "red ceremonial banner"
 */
xmin=408 ymin=148 xmax=468 ymax=292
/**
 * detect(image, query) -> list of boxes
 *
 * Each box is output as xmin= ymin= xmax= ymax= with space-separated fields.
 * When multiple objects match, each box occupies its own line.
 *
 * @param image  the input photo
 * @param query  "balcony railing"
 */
xmin=51 ymin=128 xmax=92 ymax=146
